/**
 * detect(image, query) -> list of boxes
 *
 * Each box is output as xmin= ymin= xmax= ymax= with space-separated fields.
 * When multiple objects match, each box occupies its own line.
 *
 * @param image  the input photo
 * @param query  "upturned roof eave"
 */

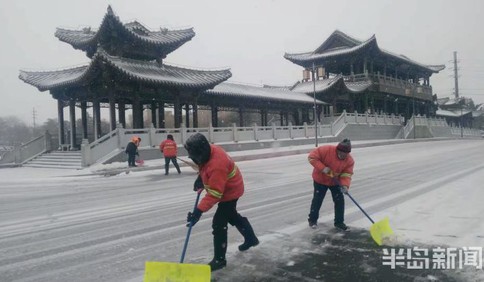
xmin=290 ymin=75 xmax=372 ymax=94
xmin=19 ymin=50 xmax=232 ymax=91
xmin=284 ymin=36 xmax=378 ymax=67
xmin=285 ymin=31 xmax=444 ymax=74
xmin=55 ymin=6 xmax=195 ymax=53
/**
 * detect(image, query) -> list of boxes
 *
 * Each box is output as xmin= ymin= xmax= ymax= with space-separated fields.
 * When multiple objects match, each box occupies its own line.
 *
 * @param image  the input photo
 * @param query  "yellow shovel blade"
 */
xmin=143 ymin=261 xmax=210 ymax=282
xmin=369 ymin=217 xmax=394 ymax=246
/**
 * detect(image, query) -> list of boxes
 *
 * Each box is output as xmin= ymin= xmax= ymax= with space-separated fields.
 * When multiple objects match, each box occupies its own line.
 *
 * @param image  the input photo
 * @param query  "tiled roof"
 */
xmin=205 ymin=82 xmax=326 ymax=104
xmin=285 ymin=36 xmax=378 ymax=63
xmin=290 ymin=75 xmax=372 ymax=94
xmin=436 ymin=109 xmax=471 ymax=117
xmin=284 ymin=30 xmax=445 ymax=73
xmin=19 ymin=49 xmax=231 ymax=91
xmin=55 ymin=6 xmax=195 ymax=56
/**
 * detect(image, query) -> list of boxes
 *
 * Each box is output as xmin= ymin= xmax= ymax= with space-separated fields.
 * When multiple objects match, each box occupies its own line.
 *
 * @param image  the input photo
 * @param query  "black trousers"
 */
xmin=164 ymin=157 xmax=181 ymax=174
xmin=212 ymin=199 xmax=244 ymax=260
xmin=308 ymin=181 xmax=345 ymax=224
xmin=127 ymin=153 xmax=136 ymax=167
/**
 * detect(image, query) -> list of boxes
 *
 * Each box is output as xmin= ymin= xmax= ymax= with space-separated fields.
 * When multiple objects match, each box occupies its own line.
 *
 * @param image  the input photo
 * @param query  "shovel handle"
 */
xmin=177 ymin=157 xmax=199 ymax=171
xmin=180 ymin=189 xmax=202 ymax=263
xmin=332 ymin=177 xmax=375 ymax=224
xmin=345 ymin=192 xmax=375 ymax=224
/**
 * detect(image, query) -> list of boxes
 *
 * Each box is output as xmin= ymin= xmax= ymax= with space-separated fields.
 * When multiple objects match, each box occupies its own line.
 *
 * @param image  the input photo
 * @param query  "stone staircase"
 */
xmin=24 ymin=151 xmax=82 ymax=169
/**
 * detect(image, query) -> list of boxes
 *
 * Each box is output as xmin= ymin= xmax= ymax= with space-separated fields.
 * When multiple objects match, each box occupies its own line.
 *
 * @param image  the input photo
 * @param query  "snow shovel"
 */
xmin=143 ymin=189 xmax=210 ymax=282
xmin=332 ymin=177 xmax=393 ymax=245
xmin=345 ymin=192 xmax=393 ymax=246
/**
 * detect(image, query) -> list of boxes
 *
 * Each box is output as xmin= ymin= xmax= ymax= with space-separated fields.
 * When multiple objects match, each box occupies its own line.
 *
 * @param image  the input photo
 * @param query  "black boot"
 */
xmin=208 ymin=258 xmax=227 ymax=271
xmin=209 ymin=231 xmax=227 ymax=272
xmin=235 ymin=217 xmax=259 ymax=251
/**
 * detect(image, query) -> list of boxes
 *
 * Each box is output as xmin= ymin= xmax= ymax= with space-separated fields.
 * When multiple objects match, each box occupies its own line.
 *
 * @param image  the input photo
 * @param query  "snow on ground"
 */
xmin=0 ymin=139 xmax=483 ymax=281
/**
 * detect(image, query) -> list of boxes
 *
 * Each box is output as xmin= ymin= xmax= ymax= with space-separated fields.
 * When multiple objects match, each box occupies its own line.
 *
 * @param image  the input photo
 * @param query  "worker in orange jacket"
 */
xmin=184 ymin=133 xmax=259 ymax=271
xmin=307 ymin=138 xmax=354 ymax=231
xmin=159 ymin=134 xmax=181 ymax=175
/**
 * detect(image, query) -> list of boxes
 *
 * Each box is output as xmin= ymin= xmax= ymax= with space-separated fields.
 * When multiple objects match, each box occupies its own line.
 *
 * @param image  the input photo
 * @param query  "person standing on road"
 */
xmin=184 ymin=133 xmax=259 ymax=271
xmin=307 ymin=138 xmax=354 ymax=231
xmin=159 ymin=134 xmax=181 ymax=175
xmin=125 ymin=136 xmax=141 ymax=167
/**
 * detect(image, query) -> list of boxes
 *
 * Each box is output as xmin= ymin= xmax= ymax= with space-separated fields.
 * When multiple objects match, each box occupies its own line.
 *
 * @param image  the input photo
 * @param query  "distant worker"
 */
xmin=125 ymin=136 xmax=141 ymax=167
xmin=307 ymin=138 xmax=354 ymax=231
xmin=184 ymin=133 xmax=259 ymax=271
xmin=159 ymin=134 xmax=181 ymax=175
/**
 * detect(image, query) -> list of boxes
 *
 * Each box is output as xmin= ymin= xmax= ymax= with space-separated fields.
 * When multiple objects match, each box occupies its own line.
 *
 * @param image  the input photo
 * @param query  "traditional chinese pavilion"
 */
xmin=19 ymin=6 xmax=324 ymax=149
xmin=285 ymin=30 xmax=445 ymax=118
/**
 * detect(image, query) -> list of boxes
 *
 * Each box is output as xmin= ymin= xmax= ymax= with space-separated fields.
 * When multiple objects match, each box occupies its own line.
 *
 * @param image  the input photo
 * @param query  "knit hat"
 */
xmin=336 ymin=138 xmax=351 ymax=153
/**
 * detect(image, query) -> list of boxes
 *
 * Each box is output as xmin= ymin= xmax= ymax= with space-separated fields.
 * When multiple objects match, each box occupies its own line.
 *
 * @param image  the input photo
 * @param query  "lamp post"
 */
xmin=412 ymin=90 xmax=416 ymax=139
xmin=460 ymin=102 xmax=464 ymax=138
xmin=312 ymin=62 xmax=318 ymax=147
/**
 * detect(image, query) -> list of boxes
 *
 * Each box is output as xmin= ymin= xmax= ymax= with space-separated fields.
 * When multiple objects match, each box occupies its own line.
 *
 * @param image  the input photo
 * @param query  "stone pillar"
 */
xmin=81 ymin=101 xmax=88 ymax=139
xmin=69 ymin=99 xmax=77 ymax=149
xmin=57 ymin=99 xmax=65 ymax=146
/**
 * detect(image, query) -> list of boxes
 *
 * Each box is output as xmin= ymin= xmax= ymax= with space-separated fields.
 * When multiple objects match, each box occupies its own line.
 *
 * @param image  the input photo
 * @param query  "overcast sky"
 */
xmin=1 ymin=0 xmax=483 ymax=125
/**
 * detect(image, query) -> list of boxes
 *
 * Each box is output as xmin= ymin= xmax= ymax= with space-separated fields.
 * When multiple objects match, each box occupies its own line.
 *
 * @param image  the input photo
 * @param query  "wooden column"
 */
xmin=109 ymin=93 xmax=116 ymax=130
xmin=293 ymin=109 xmax=300 ymax=125
xmin=192 ymin=98 xmax=198 ymax=128
xmin=239 ymin=107 xmax=244 ymax=127
xmin=69 ymin=99 xmax=77 ymax=149
xmin=93 ymin=97 xmax=101 ymax=139
xmin=118 ymin=101 xmax=126 ymax=128
xmin=211 ymin=101 xmax=218 ymax=127
xmin=158 ymin=101 xmax=165 ymax=128
xmin=81 ymin=101 xmax=88 ymax=139
xmin=261 ymin=109 xmax=268 ymax=126
xmin=185 ymin=103 xmax=190 ymax=128
xmin=138 ymin=101 xmax=145 ymax=128
xmin=57 ymin=99 xmax=65 ymax=146
xmin=151 ymin=101 xmax=157 ymax=128
xmin=132 ymin=95 xmax=141 ymax=129
xmin=174 ymin=95 xmax=181 ymax=128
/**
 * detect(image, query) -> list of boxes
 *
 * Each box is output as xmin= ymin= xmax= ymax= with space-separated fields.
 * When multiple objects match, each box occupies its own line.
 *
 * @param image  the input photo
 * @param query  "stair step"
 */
xmin=29 ymin=160 xmax=81 ymax=165
xmin=25 ymin=151 xmax=82 ymax=169
xmin=24 ymin=164 xmax=81 ymax=169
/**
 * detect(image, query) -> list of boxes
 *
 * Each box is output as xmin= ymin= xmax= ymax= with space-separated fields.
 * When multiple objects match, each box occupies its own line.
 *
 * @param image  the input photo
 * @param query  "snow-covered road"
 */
xmin=0 ymin=139 xmax=483 ymax=281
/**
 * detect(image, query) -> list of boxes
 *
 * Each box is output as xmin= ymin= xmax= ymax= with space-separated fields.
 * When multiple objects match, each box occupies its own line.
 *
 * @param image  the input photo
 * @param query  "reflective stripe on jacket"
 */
xmin=308 ymin=145 xmax=354 ymax=188
xmin=197 ymin=145 xmax=244 ymax=212
xmin=159 ymin=139 xmax=177 ymax=157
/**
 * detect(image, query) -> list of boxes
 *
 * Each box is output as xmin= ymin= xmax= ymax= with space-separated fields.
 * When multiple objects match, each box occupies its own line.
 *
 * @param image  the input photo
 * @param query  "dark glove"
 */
xmin=193 ymin=175 xmax=203 ymax=191
xmin=186 ymin=208 xmax=203 ymax=227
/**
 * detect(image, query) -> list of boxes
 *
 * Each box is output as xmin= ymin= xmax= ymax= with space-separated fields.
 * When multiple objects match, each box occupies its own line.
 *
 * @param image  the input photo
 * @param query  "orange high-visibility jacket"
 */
xmin=159 ymin=139 xmax=178 ymax=157
xmin=197 ymin=145 xmax=244 ymax=212
xmin=308 ymin=145 xmax=354 ymax=188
